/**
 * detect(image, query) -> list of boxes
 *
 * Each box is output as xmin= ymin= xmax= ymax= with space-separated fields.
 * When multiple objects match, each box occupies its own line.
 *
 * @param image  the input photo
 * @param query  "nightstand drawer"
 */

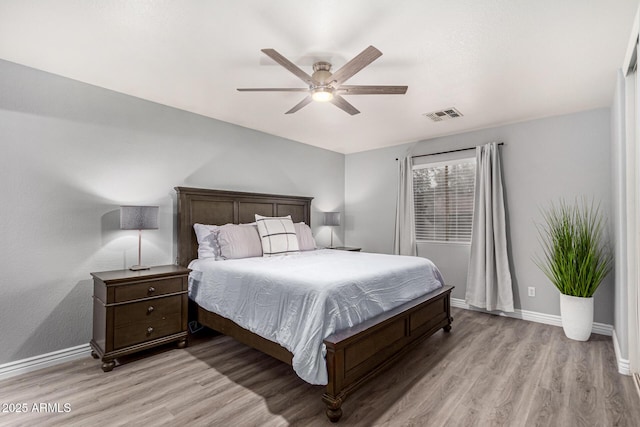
xmin=113 ymin=295 xmax=182 ymax=327
xmin=114 ymin=277 xmax=184 ymax=302
xmin=113 ymin=314 xmax=183 ymax=349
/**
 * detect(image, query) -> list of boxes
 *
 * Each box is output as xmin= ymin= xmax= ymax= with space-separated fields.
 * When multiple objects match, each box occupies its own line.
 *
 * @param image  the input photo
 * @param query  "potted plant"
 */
xmin=535 ymin=199 xmax=612 ymax=341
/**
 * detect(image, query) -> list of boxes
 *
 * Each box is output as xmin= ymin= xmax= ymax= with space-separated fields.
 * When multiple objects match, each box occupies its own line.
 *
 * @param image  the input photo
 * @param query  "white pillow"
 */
xmin=193 ymin=223 xmax=221 ymax=260
xmin=294 ymin=222 xmax=316 ymax=251
xmin=217 ymin=223 xmax=263 ymax=259
xmin=255 ymin=214 xmax=300 ymax=256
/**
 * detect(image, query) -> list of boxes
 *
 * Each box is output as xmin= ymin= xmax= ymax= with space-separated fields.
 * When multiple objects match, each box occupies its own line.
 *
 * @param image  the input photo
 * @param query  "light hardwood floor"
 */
xmin=1 ymin=308 xmax=638 ymax=426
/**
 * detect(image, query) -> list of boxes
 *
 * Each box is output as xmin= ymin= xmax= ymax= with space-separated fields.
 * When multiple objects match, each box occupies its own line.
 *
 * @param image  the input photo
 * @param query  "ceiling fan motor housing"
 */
xmin=312 ymin=62 xmax=333 ymax=86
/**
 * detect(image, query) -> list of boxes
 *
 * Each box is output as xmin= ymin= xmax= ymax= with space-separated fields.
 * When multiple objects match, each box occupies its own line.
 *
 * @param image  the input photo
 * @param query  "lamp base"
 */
xmin=129 ymin=265 xmax=150 ymax=271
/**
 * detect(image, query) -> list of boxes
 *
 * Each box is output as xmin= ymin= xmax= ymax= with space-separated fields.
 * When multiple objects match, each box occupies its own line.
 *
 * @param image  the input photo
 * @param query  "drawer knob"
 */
xmin=148 ymin=286 xmax=156 ymax=293
xmin=147 ymin=327 xmax=154 ymax=335
xmin=147 ymin=306 xmax=155 ymax=313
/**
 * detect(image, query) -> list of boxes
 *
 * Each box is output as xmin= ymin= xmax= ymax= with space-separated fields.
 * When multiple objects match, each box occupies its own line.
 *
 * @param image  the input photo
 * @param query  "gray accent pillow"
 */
xmin=217 ymin=223 xmax=263 ymax=259
xmin=294 ymin=222 xmax=316 ymax=251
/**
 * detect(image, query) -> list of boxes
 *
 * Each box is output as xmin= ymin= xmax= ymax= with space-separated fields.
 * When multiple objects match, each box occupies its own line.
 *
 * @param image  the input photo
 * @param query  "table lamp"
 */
xmin=324 ymin=212 xmax=341 ymax=249
xmin=120 ymin=205 xmax=159 ymax=271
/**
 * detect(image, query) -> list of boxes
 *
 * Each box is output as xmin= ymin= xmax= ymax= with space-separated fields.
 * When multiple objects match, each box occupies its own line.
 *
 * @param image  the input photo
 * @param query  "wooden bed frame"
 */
xmin=175 ymin=186 xmax=453 ymax=422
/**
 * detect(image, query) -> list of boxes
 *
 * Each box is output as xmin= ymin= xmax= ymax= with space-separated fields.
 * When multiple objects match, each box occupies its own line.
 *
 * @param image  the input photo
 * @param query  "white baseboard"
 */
xmin=613 ymin=329 xmax=631 ymax=375
xmin=450 ymin=298 xmax=631 ymax=374
xmin=0 ymin=344 xmax=91 ymax=381
xmin=451 ymin=298 xmax=613 ymax=336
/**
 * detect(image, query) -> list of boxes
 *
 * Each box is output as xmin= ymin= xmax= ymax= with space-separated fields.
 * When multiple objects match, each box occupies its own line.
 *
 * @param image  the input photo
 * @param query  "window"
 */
xmin=413 ymin=158 xmax=476 ymax=242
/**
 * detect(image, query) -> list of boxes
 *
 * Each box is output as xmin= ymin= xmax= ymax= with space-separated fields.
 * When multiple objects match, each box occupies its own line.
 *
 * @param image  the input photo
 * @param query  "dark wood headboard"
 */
xmin=175 ymin=187 xmax=313 ymax=267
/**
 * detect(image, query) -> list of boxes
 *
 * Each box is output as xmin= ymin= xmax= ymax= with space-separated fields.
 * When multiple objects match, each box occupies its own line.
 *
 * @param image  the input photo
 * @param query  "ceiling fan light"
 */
xmin=312 ymin=88 xmax=334 ymax=102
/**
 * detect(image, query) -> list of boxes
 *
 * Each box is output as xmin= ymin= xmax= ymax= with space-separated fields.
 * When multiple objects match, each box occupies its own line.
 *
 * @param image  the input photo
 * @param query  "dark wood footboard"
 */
xmin=192 ymin=285 xmax=453 ymax=422
xmin=322 ymin=285 xmax=453 ymax=422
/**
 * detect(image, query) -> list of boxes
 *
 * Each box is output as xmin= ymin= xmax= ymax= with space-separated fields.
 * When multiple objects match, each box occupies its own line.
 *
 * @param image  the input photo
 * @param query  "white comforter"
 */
xmin=188 ymin=249 xmax=444 ymax=385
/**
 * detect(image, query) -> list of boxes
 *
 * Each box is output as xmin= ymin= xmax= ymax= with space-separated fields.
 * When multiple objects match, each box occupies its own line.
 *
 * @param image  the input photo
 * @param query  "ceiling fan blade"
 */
xmin=261 ymin=48 xmax=314 ymax=86
xmin=337 ymin=85 xmax=408 ymax=95
xmin=237 ymin=88 xmax=309 ymax=92
xmin=285 ymin=96 xmax=313 ymax=114
xmin=330 ymin=95 xmax=360 ymax=115
xmin=330 ymin=46 xmax=382 ymax=86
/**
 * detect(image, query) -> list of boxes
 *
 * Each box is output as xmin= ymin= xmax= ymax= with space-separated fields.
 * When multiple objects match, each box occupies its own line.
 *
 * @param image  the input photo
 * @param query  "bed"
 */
xmin=175 ymin=186 xmax=453 ymax=422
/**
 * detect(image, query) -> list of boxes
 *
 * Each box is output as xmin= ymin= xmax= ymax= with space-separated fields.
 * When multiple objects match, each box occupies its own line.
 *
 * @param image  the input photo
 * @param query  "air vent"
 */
xmin=424 ymin=107 xmax=463 ymax=122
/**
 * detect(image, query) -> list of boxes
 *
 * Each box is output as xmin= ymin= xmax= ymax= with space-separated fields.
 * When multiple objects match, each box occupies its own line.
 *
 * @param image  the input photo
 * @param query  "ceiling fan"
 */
xmin=237 ymin=46 xmax=408 ymax=115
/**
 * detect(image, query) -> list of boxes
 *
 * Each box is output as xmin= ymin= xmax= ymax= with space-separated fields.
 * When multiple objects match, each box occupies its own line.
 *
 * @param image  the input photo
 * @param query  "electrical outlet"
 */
xmin=528 ymin=287 xmax=535 ymax=297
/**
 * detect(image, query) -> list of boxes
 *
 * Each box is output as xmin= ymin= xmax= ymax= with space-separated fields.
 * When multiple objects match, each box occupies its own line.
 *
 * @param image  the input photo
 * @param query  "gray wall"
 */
xmin=0 ymin=59 xmax=345 ymax=365
xmin=345 ymin=109 xmax=614 ymax=324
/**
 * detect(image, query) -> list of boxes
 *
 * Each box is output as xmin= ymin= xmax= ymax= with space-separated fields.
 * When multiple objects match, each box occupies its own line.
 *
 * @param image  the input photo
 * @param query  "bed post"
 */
xmin=323 ymin=345 xmax=346 ymax=422
xmin=322 ymin=393 xmax=345 ymax=423
xmin=443 ymin=292 xmax=453 ymax=332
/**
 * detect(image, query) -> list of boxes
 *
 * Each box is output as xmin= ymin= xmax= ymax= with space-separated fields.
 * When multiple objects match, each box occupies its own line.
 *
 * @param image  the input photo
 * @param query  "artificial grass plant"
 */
xmin=535 ymin=198 xmax=612 ymax=297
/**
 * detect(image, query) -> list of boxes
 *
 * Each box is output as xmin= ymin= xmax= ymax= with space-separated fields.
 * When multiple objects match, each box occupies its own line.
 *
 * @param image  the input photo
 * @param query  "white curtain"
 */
xmin=465 ymin=143 xmax=514 ymax=312
xmin=394 ymin=156 xmax=417 ymax=256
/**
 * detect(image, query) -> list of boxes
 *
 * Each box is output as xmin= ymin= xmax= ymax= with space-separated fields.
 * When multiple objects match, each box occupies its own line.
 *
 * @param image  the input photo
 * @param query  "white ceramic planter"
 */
xmin=560 ymin=293 xmax=594 ymax=341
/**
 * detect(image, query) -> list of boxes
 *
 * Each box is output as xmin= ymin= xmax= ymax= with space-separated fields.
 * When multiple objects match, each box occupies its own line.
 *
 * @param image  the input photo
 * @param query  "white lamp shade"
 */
xmin=324 ymin=212 xmax=341 ymax=227
xmin=120 ymin=206 xmax=159 ymax=230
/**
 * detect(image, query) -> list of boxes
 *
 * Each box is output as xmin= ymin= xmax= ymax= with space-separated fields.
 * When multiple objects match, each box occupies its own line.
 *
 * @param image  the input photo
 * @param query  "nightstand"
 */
xmin=328 ymin=246 xmax=362 ymax=252
xmin=90 ymin=265 xmax=190 ymax=372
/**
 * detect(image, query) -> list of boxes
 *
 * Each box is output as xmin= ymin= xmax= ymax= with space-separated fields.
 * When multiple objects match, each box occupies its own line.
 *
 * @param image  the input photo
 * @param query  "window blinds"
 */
xmin=413 ymin=159 xmax=476 ymax=242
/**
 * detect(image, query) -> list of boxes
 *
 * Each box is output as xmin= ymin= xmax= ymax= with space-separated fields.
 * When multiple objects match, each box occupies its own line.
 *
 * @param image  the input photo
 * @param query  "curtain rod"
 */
xmin=395 ymin=142 xmax=504 ymax=161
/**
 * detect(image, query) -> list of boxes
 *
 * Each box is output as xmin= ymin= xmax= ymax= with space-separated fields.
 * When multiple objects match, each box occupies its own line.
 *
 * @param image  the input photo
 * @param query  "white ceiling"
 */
xmin=0 ymin=1 xmax=637 ymax=154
